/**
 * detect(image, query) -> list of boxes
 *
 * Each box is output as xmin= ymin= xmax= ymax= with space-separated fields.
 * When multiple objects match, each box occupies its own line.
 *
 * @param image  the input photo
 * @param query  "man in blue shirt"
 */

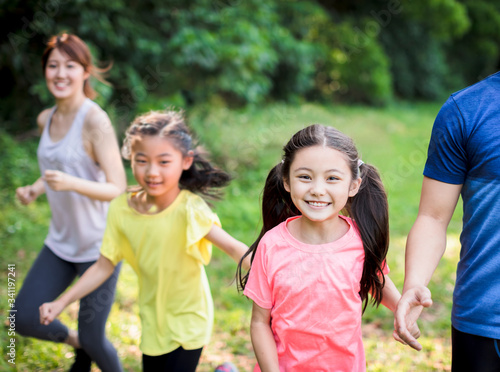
xmin=394 ymin=72 xmax=500 ymax=371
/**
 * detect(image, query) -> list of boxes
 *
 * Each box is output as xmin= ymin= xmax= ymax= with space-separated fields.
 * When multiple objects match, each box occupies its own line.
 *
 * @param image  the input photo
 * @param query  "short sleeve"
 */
xmin=100 ymin=197 xmax=126 ymax=266
xmin=243 ymin=237 xmax=273 ymax=309
xmin=382 ymin=260 xmax=390 ymax=275
xmin=424 ymin=96 xmax=468 ymax=184
xmin=185 ymin=194 xmax=220 ymax=265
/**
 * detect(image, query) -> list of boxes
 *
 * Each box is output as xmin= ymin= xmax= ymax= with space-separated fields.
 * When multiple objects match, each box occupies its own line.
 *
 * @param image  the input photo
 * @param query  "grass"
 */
xmin=1 ymin=101 xmax=460 ymax=371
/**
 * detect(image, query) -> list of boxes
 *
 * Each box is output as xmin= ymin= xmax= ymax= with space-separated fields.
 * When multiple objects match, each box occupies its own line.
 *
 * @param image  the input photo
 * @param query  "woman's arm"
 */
xmin=250 ymin=302 xmax=279 ymax=372
xmin=15 ymin=110 xmax=52 ymax=205
xmin=205 ymin=224 xmax=251 ymax=270
xmin=39 ymin=255 xmax=115 ymax=325
xmin=16 ymin=177 xmax=46 ymax=205
xmin=43 ymin=108 xmax=127 ymax=201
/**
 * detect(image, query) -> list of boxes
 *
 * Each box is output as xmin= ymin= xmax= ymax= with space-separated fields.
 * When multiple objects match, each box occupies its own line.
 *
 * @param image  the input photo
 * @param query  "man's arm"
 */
xmin=394 ymin=176 xmax=462 ymax=350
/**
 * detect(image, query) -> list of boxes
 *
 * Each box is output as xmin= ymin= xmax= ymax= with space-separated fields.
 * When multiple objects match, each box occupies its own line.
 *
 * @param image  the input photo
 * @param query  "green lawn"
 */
xmin=1 ymin=101 xmax=460 ymax=371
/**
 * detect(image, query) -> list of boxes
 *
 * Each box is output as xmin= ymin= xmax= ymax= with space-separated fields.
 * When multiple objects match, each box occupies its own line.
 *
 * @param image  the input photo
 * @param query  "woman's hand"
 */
xmin=16 ymin=185 xmax=38 ymax=205
xmin=43 ymin=169 xmax=76 ymax=192
xmin=39 ymin=300 xmax=66 ymax=325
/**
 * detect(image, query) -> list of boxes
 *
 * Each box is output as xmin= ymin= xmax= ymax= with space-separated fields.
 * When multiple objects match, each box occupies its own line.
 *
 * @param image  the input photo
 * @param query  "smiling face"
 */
xmin=284 ymin=145 xmax=361 ymax=224
xmin=44 ymin=48 xmax=89 ymax=101
xmin=131 ymin=135 xmax=193 ymax=208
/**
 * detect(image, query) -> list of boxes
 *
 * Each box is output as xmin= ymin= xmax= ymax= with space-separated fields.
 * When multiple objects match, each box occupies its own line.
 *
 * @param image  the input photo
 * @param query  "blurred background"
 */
xmin=1 ymin=1 xmax=499 ymax=371
xmin=2 ymin=0 xmax=500 ymax=135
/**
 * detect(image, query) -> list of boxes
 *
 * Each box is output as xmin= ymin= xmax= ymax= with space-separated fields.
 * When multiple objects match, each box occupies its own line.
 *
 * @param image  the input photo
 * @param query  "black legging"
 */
xmin=452 ymin=326 xmax=500 ymax=372
xmin=15 ymin=245 xmax=122 ymax=372
xmin=142 ymin=347 xmax=203 ymax=372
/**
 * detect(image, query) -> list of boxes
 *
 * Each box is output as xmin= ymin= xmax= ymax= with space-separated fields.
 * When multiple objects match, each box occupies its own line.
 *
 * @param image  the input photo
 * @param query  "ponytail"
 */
xmin=345 ymin=163 xmax=389 ymax=313
xmin=237 ymin=163 xmax=299 ymax=291
xmin=180 ymin=146 xmax=231 ymax=200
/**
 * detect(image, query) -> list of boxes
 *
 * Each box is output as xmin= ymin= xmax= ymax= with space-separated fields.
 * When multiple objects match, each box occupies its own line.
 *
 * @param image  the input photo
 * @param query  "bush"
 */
xmin=447 ymin=0 xmax=500 ymax=84
xmin=305 ymin=14 xmax=393 ymax=105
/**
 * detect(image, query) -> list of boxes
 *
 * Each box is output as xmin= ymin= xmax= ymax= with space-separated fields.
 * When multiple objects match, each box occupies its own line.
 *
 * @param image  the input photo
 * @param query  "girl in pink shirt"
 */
xmin=238 ymin=124 xmax=419 ymax=371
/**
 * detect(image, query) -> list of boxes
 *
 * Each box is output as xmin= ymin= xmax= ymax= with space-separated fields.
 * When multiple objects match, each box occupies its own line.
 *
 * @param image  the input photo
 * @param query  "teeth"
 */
xmin=308 ymin=201 xmax=329 ymax=207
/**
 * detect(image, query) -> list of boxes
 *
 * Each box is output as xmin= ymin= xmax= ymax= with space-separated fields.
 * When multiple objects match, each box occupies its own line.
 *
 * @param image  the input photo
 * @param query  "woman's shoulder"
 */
xmin=83 ymin=101 xmax=112 ymax=133
xmin=36 ymin=108 xmax=53 ymax=131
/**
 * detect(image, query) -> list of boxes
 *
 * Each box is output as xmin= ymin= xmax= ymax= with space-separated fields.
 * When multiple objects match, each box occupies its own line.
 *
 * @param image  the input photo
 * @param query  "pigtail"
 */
xmin=237 ymin=163 xmax=300 ymax=291
xmin=345 ymin=163 xmax=389 ymax=313
xmin=180 ymin=145 xmax=231 ymax=200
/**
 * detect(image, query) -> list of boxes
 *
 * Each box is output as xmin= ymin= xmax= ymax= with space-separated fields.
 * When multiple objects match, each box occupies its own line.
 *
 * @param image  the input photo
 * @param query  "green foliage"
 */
xmin=0 ymin=131 xmax=49 ymax=268
xmin=380 ymin=20 xmax=452 ymax=100
xmin=448 ymin=0 xmax=500 ymax=83
xmin=2 ymin=0 xmax=499 ymax=132
xmin=168 ymin=1 xmax=281 ymax=104
xmin=326 ymin=20 xmax=393 ymax=105
xmin=402 ymin=0 xmax=470 ymax=40
xmin=0 ymin=131 xmax=39 ymax=198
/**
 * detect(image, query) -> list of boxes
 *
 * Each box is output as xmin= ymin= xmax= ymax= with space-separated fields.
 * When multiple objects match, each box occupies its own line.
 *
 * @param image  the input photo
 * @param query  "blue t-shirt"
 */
xmin=424 ymin=71 xmax=500 ymax=339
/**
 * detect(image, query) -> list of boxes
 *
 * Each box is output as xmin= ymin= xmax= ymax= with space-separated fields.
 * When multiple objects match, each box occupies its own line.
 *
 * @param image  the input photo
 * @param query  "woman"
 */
xmin=15 ymin=33 xmax=126 ymax=372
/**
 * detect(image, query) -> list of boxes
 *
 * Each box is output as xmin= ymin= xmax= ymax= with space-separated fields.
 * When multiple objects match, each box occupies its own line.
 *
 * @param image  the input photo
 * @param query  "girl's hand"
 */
xmin=44 ymin=170 xmax=75 ymax=192
xmin=16 ymin=185 xmax=38 ymax=205
xmin=39 ymin=300 xmax=65 ymax=325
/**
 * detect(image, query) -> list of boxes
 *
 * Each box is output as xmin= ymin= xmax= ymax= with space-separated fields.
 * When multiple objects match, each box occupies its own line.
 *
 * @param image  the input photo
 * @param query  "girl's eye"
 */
xmin=298 ymin=175 xmax=311 ymax=180
xmin=160 ymin=161 xmax=170 ymax=165
xmin=327 ymin=176 xmax=339 ymax=181
xmin=47 ymin=64 xmax=57 ymax=68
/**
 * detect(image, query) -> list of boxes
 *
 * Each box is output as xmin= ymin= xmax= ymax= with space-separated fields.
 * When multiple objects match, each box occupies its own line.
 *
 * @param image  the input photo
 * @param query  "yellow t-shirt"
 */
xmin=100 ymin=190 xmax=220 ymax=356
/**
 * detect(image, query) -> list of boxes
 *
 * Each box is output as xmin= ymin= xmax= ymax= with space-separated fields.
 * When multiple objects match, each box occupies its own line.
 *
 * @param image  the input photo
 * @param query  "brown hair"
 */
xmin=42 ymin=33 xmax=111 ymax=99
xmin=237 ymin=124 xmax=390 ymax=312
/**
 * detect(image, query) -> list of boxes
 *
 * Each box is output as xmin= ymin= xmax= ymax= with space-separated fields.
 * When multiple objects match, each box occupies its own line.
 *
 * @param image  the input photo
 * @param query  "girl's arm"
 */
xmin=205 ymin=224 xmax=251 ymax=270
xmin=380 ymin=275 xmax=401 ymax=312
xmin=39 ymin=255 xmax=115 ymax=325
xmin=250 ymin=302 xmax=279 ymax=372
xmin=43 ymin=108 xmax=127 ymax=201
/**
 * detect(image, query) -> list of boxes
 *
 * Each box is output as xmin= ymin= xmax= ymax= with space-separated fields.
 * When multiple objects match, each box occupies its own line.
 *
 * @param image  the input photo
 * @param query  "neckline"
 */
xmin=45 ymin=98 xmax=89 ymax=145
xmin=126 ymin=189 xmax=187 ymax=217
xmin=281 ymin=215 xmax=355 ymax=253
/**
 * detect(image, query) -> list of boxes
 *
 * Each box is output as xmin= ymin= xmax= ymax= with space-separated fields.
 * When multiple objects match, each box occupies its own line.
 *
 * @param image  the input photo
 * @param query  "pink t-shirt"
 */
xmin=244 ymin=215 xmax=388 ymax=372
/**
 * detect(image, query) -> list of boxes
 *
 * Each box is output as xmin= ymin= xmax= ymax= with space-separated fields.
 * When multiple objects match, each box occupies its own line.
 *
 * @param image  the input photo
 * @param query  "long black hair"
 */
xmin=122 ymin=110 xmax=231 ymax=199
xmin=237 ymin=124 xmax=389 ymax=312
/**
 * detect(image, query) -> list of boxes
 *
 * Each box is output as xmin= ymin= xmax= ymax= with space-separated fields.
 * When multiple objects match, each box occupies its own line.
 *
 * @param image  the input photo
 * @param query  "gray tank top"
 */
xmin=37 ymin=98 xmax=109 ymax=262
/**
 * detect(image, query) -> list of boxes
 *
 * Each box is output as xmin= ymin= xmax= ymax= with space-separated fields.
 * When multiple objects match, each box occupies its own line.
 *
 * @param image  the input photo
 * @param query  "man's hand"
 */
xmin=394 ymin=286 xmax=433 ymax=351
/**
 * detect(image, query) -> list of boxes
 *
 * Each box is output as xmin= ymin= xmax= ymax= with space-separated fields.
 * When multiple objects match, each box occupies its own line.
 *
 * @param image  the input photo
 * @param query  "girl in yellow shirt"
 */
xmin=39 ymin=110 xmax=251 ymax=371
